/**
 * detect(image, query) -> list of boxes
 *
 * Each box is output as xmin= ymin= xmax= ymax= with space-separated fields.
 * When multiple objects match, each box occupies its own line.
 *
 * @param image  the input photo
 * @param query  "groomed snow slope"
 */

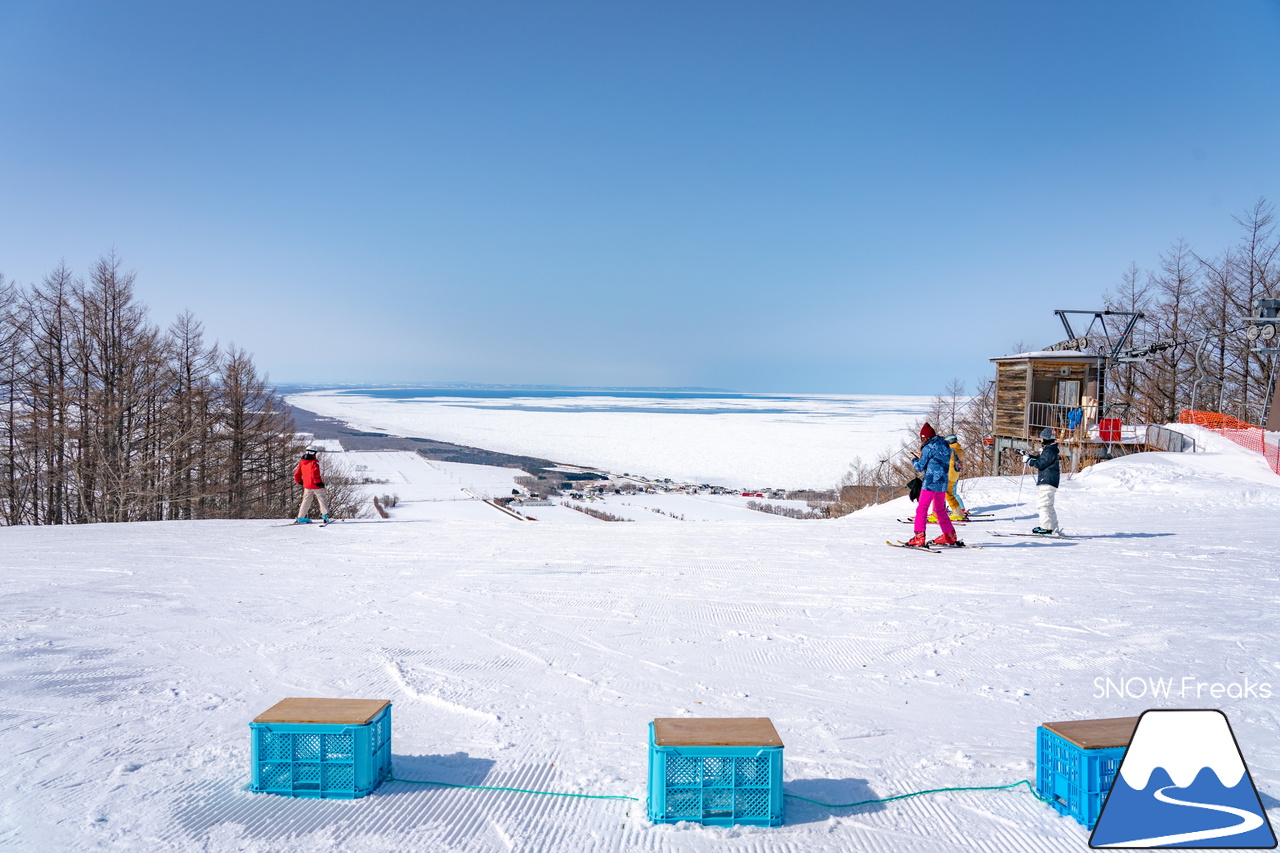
xmin=2 ymin=428 xmax=1278 ymax=852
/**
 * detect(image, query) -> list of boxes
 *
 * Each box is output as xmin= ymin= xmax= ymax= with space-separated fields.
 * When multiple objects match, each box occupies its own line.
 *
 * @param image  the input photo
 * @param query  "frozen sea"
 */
xmin=286 ymin=387 xmax=938 ymax=489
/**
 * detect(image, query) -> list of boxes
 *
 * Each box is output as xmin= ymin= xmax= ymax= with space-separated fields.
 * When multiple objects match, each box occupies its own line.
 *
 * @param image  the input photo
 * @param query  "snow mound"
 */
xmin=1071 ymin=433 xmax=1280 ymax=507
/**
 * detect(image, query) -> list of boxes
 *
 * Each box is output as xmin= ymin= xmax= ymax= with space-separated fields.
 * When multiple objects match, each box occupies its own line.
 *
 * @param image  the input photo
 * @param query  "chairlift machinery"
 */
xmin=1245 ymin=298 xmax=1280 ymax=353
xmin=1244 ymin=298 xmax=1280 ymax=430
xmin=1050 ymin=309 xmax=1155 ymax=411
xmin=1054 ymin=301 xmax=1280 ymax=430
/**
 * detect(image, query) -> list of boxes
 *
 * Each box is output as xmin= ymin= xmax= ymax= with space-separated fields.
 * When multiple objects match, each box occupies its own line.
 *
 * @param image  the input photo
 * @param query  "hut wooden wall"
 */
xmin=995 ymin=362 xmax=1029 ymax=437
xmin=995 ymin=359 xmax=1095 ymax=439
xmin=1030 ymin=361 xmax=1090 ymax=390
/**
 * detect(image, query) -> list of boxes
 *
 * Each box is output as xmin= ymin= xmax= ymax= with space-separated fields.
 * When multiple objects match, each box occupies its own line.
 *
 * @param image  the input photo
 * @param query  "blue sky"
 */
xmin=1 ymin=1 xmax=1277 ymax=394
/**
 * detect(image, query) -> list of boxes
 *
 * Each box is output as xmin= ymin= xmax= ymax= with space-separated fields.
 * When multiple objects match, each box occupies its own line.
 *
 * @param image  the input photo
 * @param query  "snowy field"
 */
xmin=346 ymin=452 xmax=536 ymax=522
xmin=342 ymin=450 xmax=817 ymax=525
xmin=287 ymin=389 xmax=936 ymax=489
xmin=2 ymin=426 xmax=1279 ymax=851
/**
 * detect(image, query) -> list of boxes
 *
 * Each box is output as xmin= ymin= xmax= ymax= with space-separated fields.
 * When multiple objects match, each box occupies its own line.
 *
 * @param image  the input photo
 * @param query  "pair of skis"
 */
xmin=889 ymin=507 xmax=995 ymax=551
xmin=887 ymin=531 xmax=1091 ymax=551
xmin=889 ymin=508 xmax=994 ymax=551
xmin=886 ymin=539 xmax=982 ymax=553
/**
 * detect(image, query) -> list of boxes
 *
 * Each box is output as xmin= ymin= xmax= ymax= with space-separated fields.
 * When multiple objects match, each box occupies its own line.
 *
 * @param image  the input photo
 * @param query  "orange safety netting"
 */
xmin=1179 ymin=410 xmax=1280 ymax=475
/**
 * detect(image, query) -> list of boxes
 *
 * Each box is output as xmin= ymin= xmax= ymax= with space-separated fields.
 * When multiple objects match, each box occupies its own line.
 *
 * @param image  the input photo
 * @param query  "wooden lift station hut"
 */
xmin=989 ymin=349 xmax=1099 ymax=472
xmin=988 ymin=310 xmax=1204 ymax=474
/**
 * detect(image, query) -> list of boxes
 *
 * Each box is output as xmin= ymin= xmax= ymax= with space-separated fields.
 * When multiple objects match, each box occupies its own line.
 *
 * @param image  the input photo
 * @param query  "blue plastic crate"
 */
xmin=251 ymin=702 xmax=391 ymax=798
xmin=1036 ymin=724 xmax=1125 ymax=828
xmin=647 ymin=722 xmax=784 ymax=827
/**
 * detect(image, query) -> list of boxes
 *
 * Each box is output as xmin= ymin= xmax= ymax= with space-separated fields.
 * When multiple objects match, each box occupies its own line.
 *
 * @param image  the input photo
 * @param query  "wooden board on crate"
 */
xmin=1042 ymin=716 xmax=1138 ymax=750
xmin=653 ymin=717 xmax=784 ymax=747
xmin=254 ymin=697 xmax=391 ymax=725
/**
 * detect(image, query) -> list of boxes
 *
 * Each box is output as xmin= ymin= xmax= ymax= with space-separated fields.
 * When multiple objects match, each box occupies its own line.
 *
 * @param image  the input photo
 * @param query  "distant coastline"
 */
xmin=276 ymin=382 xmax=739 ymax=395
xmin=284 ymin=386 xmax=935 ymax=490
xmin=284 ymin=386 xmax=769 ymax=486
xmin=288 ymin=404 xmax=576 ymax=478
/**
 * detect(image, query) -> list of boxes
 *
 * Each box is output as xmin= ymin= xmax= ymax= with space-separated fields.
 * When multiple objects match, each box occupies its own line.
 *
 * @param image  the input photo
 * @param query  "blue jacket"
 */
xmin=913 ymin=436 xmax=953 ymax=492
xmin=1027 ymin=441 xmax=1060 ymax=488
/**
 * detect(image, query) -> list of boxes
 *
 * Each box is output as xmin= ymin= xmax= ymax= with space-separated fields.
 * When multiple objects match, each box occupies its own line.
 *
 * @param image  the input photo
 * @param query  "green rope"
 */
xmin=388 ymin=770 xmax=1051 ymax=809
xmin=783 ymin=778 xmax=1053 ymax=809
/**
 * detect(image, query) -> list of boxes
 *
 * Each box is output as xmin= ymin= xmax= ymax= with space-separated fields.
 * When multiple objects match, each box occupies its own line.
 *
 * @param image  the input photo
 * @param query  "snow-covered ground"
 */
xmin=287 ymin=389 xmax=936 ymax=489
xmin=2 ymin=426 xmax=1279 ymax=851
xmin=346 ymin=452 xmax=534 ymax=521
xmin=341 ymin=449 xmax=819 ymax=524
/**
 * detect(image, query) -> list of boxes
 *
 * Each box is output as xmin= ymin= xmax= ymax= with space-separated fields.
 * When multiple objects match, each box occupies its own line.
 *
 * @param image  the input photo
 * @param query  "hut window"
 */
xmin=1057 ymin=380 xmax=1080 ymax=407
xmin=1033 ymin=377 xmax=1056 ymax=404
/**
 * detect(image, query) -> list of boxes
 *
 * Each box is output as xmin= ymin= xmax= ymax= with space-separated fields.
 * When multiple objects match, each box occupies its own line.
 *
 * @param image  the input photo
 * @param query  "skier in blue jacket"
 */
xmin=908 ymin=422 xmax=962 ymax=547
xmin=1022 ymin=427 xmax=1061 ymax=534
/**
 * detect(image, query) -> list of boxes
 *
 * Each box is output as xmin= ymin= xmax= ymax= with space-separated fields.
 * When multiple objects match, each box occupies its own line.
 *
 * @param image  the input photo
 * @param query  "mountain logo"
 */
xmin=1089 ymin=709 xmax=1276 ymax=848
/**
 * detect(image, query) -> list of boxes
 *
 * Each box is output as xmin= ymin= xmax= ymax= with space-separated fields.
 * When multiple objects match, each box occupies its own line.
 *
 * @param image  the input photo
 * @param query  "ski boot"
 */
xmin=321 ymin=514 xmax=331 ymax=526
xmin=930 ymin=530 xmax=964 ymax=547
xmin=295 ymin=517 xmax=312 ymax=524
xmin=905 ymin=531 xmax=928 ymax=547
xmin=1031 ymin=527 xmax=1053 ymax=535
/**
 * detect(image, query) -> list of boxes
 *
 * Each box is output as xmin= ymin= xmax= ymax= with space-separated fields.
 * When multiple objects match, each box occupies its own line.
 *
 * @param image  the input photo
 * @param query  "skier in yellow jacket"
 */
xmin=944 ymin=434 xmax=968 ymax=520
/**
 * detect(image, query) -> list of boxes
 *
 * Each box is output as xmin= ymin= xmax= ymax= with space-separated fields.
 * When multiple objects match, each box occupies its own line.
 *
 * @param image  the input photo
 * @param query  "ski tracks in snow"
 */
xmin=6 ymin=460 xmax=1280 ymax=851
xmin=382 ymin=659 xmax=500 ymax=724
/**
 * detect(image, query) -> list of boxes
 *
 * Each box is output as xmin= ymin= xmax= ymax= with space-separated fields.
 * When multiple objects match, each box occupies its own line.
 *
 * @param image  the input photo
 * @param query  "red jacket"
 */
xmin=293 ymin=458 xmax=325 ymax=489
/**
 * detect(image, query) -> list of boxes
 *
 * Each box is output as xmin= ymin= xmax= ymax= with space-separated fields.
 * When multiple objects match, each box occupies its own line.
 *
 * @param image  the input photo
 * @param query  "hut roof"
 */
xmin=990 ymin=351 xmax=1094 ymax=363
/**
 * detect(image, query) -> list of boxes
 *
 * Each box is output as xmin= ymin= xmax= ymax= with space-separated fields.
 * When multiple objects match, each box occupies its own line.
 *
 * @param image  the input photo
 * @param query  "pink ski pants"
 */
xmin=913 ymin=489 xmax=956 ymax=535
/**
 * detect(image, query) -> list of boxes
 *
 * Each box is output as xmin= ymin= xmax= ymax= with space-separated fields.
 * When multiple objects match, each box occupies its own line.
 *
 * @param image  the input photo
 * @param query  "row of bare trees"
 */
xmin=1101 ymin=198 xmax=1279 ymax=425
xmin=0 ymin=255 xmax=302 ymax=525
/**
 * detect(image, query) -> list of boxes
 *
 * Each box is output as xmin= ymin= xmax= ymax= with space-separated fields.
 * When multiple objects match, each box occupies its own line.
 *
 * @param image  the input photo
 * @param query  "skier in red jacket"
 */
xmin=292 ymin=447 xmax=330 ymax=524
